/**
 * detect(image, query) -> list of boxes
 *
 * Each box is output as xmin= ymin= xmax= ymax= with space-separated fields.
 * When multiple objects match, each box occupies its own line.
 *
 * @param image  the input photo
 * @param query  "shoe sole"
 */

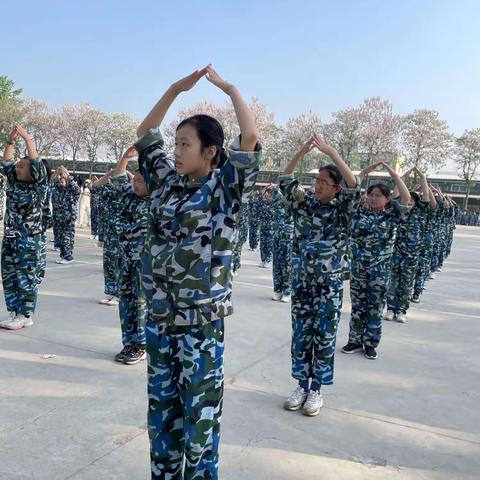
xmin=124 ymin=355 xmax=146 ymax=365
xmin=302 ymin=407 xmax=323 ymax=417
xmin=283 ymin=403 xmax=304 ymax=411
xmin=5 ymin=324 xmax=24 ymax=330
xmin=364 ymin=353 xmax=378 ymax=360
xmin=341 ymin=347 xmax=363 ymax=354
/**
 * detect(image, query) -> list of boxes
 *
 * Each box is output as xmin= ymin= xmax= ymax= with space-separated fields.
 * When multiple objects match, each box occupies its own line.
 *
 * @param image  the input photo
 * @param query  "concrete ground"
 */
xmin=0 ymin=226 xmax=479 ymax=480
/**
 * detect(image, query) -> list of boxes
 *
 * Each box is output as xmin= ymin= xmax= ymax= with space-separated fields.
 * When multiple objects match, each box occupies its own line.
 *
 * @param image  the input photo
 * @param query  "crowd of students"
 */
xmin=0 ymin=66 xmax=459 ymax=480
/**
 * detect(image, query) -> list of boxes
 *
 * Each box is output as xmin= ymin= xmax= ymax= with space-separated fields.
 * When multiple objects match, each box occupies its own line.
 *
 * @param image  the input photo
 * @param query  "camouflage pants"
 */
xmin=103 ymin=232 xmax=121 ymax=297
xmin=36 ymin=232 xmax=48 ymax=286
xmin=272 ymin=230 xmax=292 ymax=296
xmin=291 ymin=273 xmax=344 ymax=389
xmin=1 ymin=234 xmax=42 ymax=317
xmin=232 ymin=219 xmax=248 ymax=273
xmin=259 ymin=222 xmax=273 ymax=264
xmin=52 ymin=216 xmax=61 ymax=248
xmin=90 ymin=199 xmax=99 ymax=236
xmin=119 ymin=254 xmax=147 ymax=347
xmin=430 ymin=236 xmax=445 ymax=272
xmin=445 ymin=230 xmax=454 ymax=258
xmin=386 ymin=251 xmax=418 ymax=314
xmin=349 ymin=259 xmax=391 ymax=348
xmin=413 ymin=242 xmax=432 ymax=296
xmin=248 ymin=218 xmax=259 ymax=250
xmin=146 ymin=319 xmax=224 ymax=480
xmin=55 ymin=219 xmax=76 ymax=260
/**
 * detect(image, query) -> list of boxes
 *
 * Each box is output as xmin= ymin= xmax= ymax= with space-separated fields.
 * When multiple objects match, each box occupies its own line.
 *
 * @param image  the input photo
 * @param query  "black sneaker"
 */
xmin=364 ymin=346 xmax=378 ymax=360
xmin=124 ymin=346 xmax=147 ymax=365
xmin=342 ymin=343 xmax=363 ymax=354
xmin=411 ymin=295 xmax=420 ymax=303
xmin=114 ymin=346 xmax=131 ymax=363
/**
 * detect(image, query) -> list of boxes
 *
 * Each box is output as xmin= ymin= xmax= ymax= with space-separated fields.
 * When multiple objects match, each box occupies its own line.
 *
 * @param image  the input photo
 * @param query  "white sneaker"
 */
xmin=56 ymin=258 xmax=74 ymax=265
xmin=396 ymin=312 xmax=407 ymax=323
xmin=106 ymin=297 xmax=119 ymax=306
xmin=302 ymin=390 xmax=324 ymax=416
xmin=232 ymin=271 xmax=239 ymax=277
xmin=51 ymin=247 xmax=60 ymax=252
xmin=429 ymin=273 xmax=435 ymax=280
xmin=272 ymin=292 xmax=283 ymax=301
xmin=437 ymin=267 xmax=443 ymax=272
xmin=281 ymin=295 xmax=291 ymax=303
xmin=284 ymin=386 xmax=308 ymax=411
xmin=259 ymin=262 xmax=266 ymax=268
xmin=99 ymin=297 xmax=111 ymax=305
xmin=384 ymin=309 xmax=396 ymax=321
xmin=0 ymin=311 xmax=17 ymax=328
xmin=6 ymin=314 xmax=34 ymax=330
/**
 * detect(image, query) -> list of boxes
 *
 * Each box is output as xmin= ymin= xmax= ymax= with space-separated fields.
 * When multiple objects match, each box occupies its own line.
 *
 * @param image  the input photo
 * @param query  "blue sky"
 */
xmin=2 ymin=0 xmax=479 ymax=143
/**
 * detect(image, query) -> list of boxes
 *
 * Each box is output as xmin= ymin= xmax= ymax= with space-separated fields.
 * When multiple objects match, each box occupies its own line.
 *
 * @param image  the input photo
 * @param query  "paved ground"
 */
xmin=0 ymin=226 xmax=479 ymax=480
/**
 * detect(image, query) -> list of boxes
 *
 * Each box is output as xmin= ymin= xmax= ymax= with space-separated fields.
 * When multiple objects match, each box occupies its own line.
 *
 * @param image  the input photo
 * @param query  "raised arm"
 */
xmin=16 ymin=124 xmax=38 ymax=160
xmin=283 ymin=137 xmax=315 ymax=175
xmin=358 ymin=161 xmax=383 ymax=184
xmin=382 ymin=162 xmax=411 ymax=206
xmin=3 ymin=127 xmax=20 ymax=161
xmin=205 ymin=65 xmax=258 ymax=151
xmin=92 ymin=169 xmax=115 ymax=188
xmin=413 ymin=166 xmax=430 ymax=201
xmin=114 ymin=146 xmax=137 ymax=175
xmin=313 ymin=134 xmax=356 ymax=188
xmin=137 ymin=68 xmax=208 ymax=138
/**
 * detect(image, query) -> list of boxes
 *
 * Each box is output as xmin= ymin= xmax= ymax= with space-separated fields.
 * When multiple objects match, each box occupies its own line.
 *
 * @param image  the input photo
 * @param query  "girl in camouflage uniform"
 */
xmin=280 ymin=134 xmax=360 ymax=417
xmin=343 ymin=162 xmax=411 ymax=360
xmin=136 ymin=66 xmax=261 ymax=480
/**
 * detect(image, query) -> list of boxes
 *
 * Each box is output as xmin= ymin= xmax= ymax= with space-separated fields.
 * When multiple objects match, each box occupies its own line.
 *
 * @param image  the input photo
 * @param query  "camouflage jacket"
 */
xmin=111 ymin=173 xmax=149 ymax=261
xmin=395 ymin=200 xmax=430 ymax=256
xmin=271 ymin=187 xmax=293 ymax=236
xmin=280 ymin=174 xmax=361 ymax=276
xmin=351 ymin=200 xmax=410 ymax=266
xmin=51 ymin=177 xmax=81 ymax=222
xmin=42 ymin=182 xmax=53 ymax=232
xmin=137 ymin=129 xmax=262 ymax=326
xmin=99 ymin=181 xmax=125 ymax=237
xmin=1 ymin=158 xmax=48 ymax=238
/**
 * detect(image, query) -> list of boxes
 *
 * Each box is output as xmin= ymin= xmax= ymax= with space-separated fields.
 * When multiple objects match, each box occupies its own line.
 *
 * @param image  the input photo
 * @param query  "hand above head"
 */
xmin=413 ymin=166 xmax=425 ymax=177
xmin=14 ymin=124 xmax=31 ymax=140
xmin=205 ymin=64 xmax=233 ymax=95
xmin=123 ymin=146 xmax=138 ymax=159
xmin=171 ymin=67 xmax=209 ymax=94
xmin=381 ymin=162 xmax=398 ymax=177
xmin=8 ymin=127 xmax=20 ymax=143
xmin=312 ymin=133 xmax=333 ymax=155
xmin=360 ymin=161 xmax=383 ymax=178
xmin=299 ymin=136 xmax=316 ymax=156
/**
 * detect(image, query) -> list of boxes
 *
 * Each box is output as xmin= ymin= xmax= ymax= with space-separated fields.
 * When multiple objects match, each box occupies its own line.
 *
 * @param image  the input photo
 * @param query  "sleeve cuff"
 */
xmin=135 ymin=128 xmax=164 ymax=154
xmin=227 ymin=136 xmax=263 ymax=169
xmin=341 ymin=176 xmax=360 ymax=194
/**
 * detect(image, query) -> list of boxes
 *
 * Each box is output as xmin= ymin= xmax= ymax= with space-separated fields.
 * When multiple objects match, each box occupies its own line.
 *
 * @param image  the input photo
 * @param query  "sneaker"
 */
xmin=232 ymin=270 xmax=239 ymax=277
xmin=342 ymin=343 xmax=363 ymax=354
xmin=437 ymin=267 xmax=443 ymax=272
xmin=364 ymin=345 xmax=378 ymax=360
xmin=281 ymin=295 xmax=291 ymax=303
xmin=0 ymin=311 xmax=17 ymax=328
xmin=284 ymin=386 xmax=308 ymax=411
xmin=51 ymin=246 xmax=60 ymax=252
xmin=5 ymin=314 xmax=33 ymax=330
xmin=411 ymin=295 xmax=420 ymax=303
xmin=96 ymin=241 xmax=104 ymax=248
xmin=259 ymin=262 xmax=267 ymax=268
xmin=396 ymin=312 xmax=407 ymax=323
xmin=124 ymin=346 xmax=147 ymax=365
xmin=99 ymin=297 xmax=111 ymax=305
xmin=105 ymin=297 xmax=119 ymax=306
xmin=272 ymin=292 xmax=283 ymax=301
xmin=302 ymin=390 xmax=324 ymax=417
xmin=383 ymin=309 xmax=396 ymax=321
xmin=114 ymin=346 xmax=131 ymax=363
xmin=55 ymin=258 xmax=74 ymax=265
xmin=428 ymin=273 xmax=435 ymax=280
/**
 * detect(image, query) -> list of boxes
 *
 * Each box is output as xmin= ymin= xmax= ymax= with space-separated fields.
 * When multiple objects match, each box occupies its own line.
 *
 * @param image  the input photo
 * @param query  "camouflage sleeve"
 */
xmin=29 ymin=158 xmax=47 ymax=184
xmin=219 ymin=136 xmax=263 ymax=202
xmin=1 ymin=159 xmax=16 ymax=184
xmin=278 ymin=174 xmax=300 ymax=206
xmin=391 ymin=199 xmax=411 ymax=222
xmin=70 ymin=178 xmax=81 ymax=202
xmin=338 ymin=176 xmax=361 ymax=217
xmin=135 ymin=128 xmax=176 ymax=194
xmin=110 ymin=172 xmax=133 ymax=198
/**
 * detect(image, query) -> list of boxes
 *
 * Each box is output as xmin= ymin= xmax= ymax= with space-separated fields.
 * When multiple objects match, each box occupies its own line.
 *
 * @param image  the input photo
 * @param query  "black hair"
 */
xmin=367 ymin=183 xmax=391 ymax=198
xmin=410 ymin=191 xmax=420 ymax=205
xmin=319 ymin=165 xmax=342 ymax=185
xmin=177 ymin=114 xmax=227 ymax=167
xmin=42 ymin=159 xmax=52 ymax=181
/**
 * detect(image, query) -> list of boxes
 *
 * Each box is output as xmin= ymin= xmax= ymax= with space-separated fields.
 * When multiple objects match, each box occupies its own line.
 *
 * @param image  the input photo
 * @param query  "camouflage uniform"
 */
xmin=280 ymin=175 xmax=360 ymax=390
xmin=90 ymin=185 xmax=100 ymax=237
xmin=348 ymin=201 xmax=409 ymax=348
xmin=99 ymin=182 xmax=124 ymax=297
xmin=137 ymin=129 xmax=262 ymax=480
xmin=51 ymin=177 xmax=80 ymax=260
xmin=444 ymin=203 xmax=457 ymax=259
xmin=1 ymin=157 xmax=48 ymax=318
xmin=271 ymin=187 xmax=293 ymax=296
xmin=387 ymin=200 xmax=429 ymax=314
xmin=0 ymin=173 xmax=6 ymax=220
xmin=259 ymin=194 xmax=274 ymax=264
xmin=232 ymin=204 xmax=249 ymax=273
xmin=38 ymin=181 xmax=53 ymax=285
xmin=248 ymin=193 xmax=260 ymax=250
xmin=413 ymin=205 xmax=435 ymax=297
xmin=430 ymin=198 xmax=446 ymax=273
xmin=111 ymin=173 xmax=149 ymax=348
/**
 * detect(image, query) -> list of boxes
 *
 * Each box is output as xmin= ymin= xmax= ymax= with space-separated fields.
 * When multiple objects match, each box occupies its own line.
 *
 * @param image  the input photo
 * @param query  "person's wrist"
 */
xmin=7 ymin=139 xmax=15 ymax=145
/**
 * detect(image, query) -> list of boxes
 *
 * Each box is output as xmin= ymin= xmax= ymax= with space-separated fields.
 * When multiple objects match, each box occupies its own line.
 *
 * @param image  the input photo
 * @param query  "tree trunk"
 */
xmin=464 ymin=182 xmax=470 ymax=210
